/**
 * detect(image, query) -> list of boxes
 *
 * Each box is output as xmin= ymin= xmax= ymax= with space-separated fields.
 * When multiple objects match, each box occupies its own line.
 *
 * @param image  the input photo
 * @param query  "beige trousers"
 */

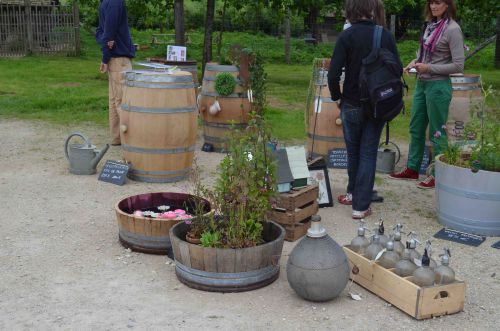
xmin=108 ymin=57 xmax=132 ymax=144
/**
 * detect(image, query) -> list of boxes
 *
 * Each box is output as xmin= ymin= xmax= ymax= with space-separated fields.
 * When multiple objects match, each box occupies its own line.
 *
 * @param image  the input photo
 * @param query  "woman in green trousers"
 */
xmin=389 ymin=0 xmax=464 ymax=189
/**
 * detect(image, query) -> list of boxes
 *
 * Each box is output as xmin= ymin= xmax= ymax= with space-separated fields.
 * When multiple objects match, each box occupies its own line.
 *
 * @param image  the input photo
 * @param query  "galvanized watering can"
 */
xmin=64 ymin=132 xmax=109 ymax=175
xmin=376 ymin=141 xmax=400 ymax=174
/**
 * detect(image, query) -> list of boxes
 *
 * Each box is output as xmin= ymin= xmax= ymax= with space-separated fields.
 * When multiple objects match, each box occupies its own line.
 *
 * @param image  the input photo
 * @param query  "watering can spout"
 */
xmin=91 ymin=144 xmax=109 ymax=169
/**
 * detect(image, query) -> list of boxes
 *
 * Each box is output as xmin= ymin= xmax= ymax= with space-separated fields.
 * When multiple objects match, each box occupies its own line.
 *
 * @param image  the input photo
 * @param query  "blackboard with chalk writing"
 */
xmin=434 ymin=228 xmax=485 ymax=247
xmin=327 ymin=148 xmax=348 ymax=169
xmin=98 ymin=160 xmax=130 ymax=186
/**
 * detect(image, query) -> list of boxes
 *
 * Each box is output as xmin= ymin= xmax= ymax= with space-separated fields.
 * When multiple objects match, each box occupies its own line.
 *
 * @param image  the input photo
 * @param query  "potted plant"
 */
xmin=434 ymin=86 xmax=500 ymax=236
xmin=170 ymin=53 xmax=286 ymax=292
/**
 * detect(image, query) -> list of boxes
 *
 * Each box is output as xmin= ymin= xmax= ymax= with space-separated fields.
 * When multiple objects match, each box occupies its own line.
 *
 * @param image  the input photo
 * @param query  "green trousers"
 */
xmin=407 ymin=78 xmax=452 ymax=174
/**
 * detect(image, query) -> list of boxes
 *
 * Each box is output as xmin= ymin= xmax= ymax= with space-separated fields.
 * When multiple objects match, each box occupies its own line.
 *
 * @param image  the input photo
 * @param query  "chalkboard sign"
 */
xmin=98 ymin=160 xmax=130 ymax=186
xmin=327 ymin=148 xmax=348 ymax=169
xmin=419 ymin=145 xmax=432 ymax=175
xmin=492 ymin=240 xmax=500 ymax=249
xmin=433 ymin=228 xmax=486 ymax=247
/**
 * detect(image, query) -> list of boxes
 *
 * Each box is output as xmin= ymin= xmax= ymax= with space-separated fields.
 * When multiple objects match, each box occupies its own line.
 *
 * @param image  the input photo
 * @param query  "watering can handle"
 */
xmin=64 ymin=132 xmax=92 ymax=160
xmin=378 ymin=141 xmax=401 ymax=165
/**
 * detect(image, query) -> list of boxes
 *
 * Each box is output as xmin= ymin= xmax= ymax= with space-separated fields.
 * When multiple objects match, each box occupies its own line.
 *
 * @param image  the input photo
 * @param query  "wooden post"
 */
xmin=24 ymin=0 xmax=32 ymax=54
xmin=495 ymin=14 xmax=500 ymax=68
xmin=284 ymin=7 xmax=291 ymax=64
xmin=390 ymin=15 xmax=396 ymax=37
xmin=73 ymin=1 xmax=80 ymax=56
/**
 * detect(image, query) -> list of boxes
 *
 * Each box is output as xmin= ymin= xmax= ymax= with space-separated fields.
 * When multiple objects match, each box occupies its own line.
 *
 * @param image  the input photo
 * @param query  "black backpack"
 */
xmin=359 ymin=25 xmax=407 ymax=121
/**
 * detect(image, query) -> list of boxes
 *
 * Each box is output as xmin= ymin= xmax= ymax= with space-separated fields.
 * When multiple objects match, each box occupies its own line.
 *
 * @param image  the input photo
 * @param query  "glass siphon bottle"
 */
xmin=434 ymin=247 xmax=456 ymax=285
xmin=350 ymin=219 xmax=370 ymax=255
xmin=395 ymin=242 xmax=418 ymax=277
xmin=392 ymin=223 xmax=405 ymax=257
xmin=412 ymin=248 xmax=435 ymax=287
xmin=378 ymin=239 xmax=400 ymax=269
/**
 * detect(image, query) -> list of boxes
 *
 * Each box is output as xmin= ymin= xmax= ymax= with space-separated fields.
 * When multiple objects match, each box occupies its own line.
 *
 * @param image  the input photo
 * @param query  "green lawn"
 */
xmin=0 ymin=29 xmax=498 ymax=143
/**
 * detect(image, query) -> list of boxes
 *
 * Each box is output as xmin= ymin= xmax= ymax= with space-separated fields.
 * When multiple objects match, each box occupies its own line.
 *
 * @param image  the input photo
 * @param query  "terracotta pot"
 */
xmin=186 ymin=232 xmax=202 ymax=244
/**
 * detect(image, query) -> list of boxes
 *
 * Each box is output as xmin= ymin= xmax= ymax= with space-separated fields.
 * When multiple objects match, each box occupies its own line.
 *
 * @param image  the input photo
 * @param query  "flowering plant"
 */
xmin=437 ymin=86 xmax=499 ymax=173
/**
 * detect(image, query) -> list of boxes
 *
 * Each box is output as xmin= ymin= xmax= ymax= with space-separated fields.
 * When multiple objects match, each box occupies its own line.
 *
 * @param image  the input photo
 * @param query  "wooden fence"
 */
xmin=0 ymin=1 xmax=80 ymax=57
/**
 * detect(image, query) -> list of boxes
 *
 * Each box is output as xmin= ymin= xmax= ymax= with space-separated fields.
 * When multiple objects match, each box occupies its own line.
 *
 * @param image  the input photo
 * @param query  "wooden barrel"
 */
xmin=121 ymin=70 xmax=197 ymax=183
xmin=149 ymin=58 xmax=199 ymax=87
xmin=115 ymin=192 xmax=211 ymax=255
xmin=447 ymin=74 xmax=483 ymax=141
xmin=200 ymin=63 xmax=251 ymax=152
xmin=170 ymin=221 xmax=285 ymax=292
xmin=307 ymin=59 xmax=345 ymax=158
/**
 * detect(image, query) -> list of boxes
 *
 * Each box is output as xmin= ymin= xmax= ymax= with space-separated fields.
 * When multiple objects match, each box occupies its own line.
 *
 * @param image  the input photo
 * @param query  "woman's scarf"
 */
xmin=418 ymin=18 xmax=449 ymax=63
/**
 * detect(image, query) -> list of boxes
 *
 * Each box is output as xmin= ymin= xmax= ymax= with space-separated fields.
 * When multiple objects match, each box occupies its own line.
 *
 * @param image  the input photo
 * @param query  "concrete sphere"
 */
xmin=287 ymin=235 xmax=350 ymax=302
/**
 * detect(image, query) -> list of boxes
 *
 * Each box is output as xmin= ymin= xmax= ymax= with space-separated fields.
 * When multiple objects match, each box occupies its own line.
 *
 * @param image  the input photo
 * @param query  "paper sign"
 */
xmin=167 ymin=45 xmax=186 ymax=61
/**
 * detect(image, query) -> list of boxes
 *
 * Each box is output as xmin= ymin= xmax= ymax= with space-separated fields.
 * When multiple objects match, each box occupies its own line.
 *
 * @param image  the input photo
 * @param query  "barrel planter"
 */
xmin=199 ymin=63 xmax=251 ymax=152
xmin=306 ymin=59 xmax=345 ymax=158
xmin=121 ymin=70 xmax=197 ymax=183
xmin=435 ymin=156 xmax=500 ymax=236
xmin=447 ymin=74 xmax=483 ymax=142
xmin=149 ymin=58 xmax=199 ymax=87
xmin=115 ymin=192 xmax=211 ymax=255
xmin=170 ymin=221 xmax=285 ymax=292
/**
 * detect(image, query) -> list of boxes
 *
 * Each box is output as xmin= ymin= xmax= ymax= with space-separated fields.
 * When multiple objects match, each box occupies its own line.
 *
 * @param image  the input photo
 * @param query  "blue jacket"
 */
xmin=95 ymin=0 xmax=135 ymax=64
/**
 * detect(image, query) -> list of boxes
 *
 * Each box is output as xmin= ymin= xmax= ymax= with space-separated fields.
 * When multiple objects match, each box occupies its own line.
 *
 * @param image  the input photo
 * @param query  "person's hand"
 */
xmin=107 ymin=40 xmax=115 ymax=49
xmin=403 ymin=59 xmax=416 ymax=74
xmin=414 ymin=62 xmax=430 ymax=74
xmin=99 ymin=62 xmax=108 ymax=73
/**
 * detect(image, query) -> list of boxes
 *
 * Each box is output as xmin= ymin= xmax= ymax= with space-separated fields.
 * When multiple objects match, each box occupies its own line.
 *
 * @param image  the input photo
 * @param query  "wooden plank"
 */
xmin=283 ymin=218 xmax=311 ymax=242
xmin=417 ymin=281 xmax=466 ymax=319
xmin=203 ymin=247 xmax=217 ymax=272
xmin=244 ymin=246 xmax=261 ymax=272
xmin=188 ymin=243 xmax=205 ymax=270
xmin=274 ymin=185 xmax=319 ymax=210
xmin=259 ymin=243 xmax=272 ymax=268
xmin=216 ymin=248 xmax=235 ymax=273
xmin=234 ymin=248 xmax=246 ymax=272
xmin=171 ymin=235 xmax=181 ymax=262
xmin=267 ymin=200 xmax=318 ymax=225
xmin=178 ymin=241 xmax=191 ymax=268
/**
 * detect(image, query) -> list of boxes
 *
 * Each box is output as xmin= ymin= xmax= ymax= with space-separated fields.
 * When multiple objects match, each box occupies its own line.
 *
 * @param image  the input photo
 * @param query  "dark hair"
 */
xmin=345 ymin=0 xmax=376 ymax=23
xmin=424 ymin=0 xmax=457 ymax=21
xmin=373 ymin=0 xmax=386 ymax=27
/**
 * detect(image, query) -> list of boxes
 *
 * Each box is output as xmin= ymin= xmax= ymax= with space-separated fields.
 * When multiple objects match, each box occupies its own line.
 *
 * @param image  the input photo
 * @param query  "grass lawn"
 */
xmin=0 ymin=29 xmax=498 ymax=143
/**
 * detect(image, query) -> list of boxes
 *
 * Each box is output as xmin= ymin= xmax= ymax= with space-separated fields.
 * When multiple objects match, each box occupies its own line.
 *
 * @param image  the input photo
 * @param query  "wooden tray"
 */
xmin=283 ymin=218 xmax=311 ymax=242
xmin=272 ymin=185 xmax=319 ymax=211
xmin=343 ymin=246 xmax=465 ymax=320
xmin=267 ymin=200 xmax=318 ymax=225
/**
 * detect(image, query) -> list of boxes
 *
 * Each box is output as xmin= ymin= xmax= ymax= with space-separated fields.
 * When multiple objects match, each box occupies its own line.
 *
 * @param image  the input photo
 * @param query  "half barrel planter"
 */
xmin=170 ymin=221 xmax=285 ymax=292
xmin=435 ymin=156 xmax=500 ymax=236
xmin=115 ymin=192 xmax=211 ymax=254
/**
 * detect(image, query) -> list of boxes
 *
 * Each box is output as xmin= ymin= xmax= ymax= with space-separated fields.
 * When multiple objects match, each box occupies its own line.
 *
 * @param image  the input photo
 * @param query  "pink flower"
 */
xmin=158 ymin=211 xmax=177 ymax=219
xmin=441 ymin=124 xmax=447 ymax=129
xmin=174 ymin=209 xmax=186 ymax=215
xmin=133 ymin=210 xmax=143 ymax=217
xmin=433 ymin=131 xmax=442 ymax=138
xmin=184 ymin=219 xmax=192 ymax=225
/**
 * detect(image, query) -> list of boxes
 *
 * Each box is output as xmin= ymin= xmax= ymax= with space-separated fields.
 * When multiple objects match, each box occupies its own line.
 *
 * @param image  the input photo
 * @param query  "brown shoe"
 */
xmin=389 ymin=167 xmax=419 ymax=180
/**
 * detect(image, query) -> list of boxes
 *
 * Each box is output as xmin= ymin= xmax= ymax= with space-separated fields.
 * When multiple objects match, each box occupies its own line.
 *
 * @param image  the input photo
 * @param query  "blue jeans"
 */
xmin=341 ymin=102 xmax=386 ymax=211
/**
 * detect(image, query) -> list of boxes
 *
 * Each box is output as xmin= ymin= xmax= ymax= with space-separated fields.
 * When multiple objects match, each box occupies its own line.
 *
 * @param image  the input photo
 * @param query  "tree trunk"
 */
xmin=216 ymin=0 xmax=228 ymax=62
xmin=202 ymin=0 xmax=216 ymax=76
xmin=495 ymin=14 xmax=500 ymax=68
xmin=174 ymin=0 xmax=185 ymax=46
xmin=284 ymin=7 xmax=291 ymax=64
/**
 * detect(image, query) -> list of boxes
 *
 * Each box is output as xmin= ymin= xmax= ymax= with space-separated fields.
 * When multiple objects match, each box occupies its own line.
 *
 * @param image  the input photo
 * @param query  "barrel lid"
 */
xmin=125 ymin=70 xmax=193 ymax=83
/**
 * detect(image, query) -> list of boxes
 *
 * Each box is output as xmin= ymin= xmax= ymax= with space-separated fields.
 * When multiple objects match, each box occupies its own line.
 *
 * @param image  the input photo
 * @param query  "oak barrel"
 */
xmin=115 ymin=192 xmax=211 ymax=255
xmin=200 ymin=63 xmax=251 ymax=152
xmin=307 ymin=59 xmax=345 ymax=158
xmin=170 ymin=221 xmax=285 ymax=292
xmin=121 ymin=70 xmax=197 ymax=183
xmin=447 ymin=74 xmax=483 ymax=141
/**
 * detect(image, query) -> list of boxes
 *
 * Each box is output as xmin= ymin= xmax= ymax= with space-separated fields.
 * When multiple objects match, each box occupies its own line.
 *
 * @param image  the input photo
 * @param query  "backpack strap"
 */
xmin=372 ymin=25 xmax=383 ymax=51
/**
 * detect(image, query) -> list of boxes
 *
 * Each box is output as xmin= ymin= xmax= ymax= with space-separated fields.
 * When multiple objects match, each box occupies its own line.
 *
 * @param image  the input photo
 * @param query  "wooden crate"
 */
xmin=343 ymin=246 xmax=466 ymax=320
xmin=267 ymin=185 xmax=318 ymax=242
xmin=273 ymin=185 xmax=319 ymax=211
xmin=283 ymin=218 xmax=311 ymax=242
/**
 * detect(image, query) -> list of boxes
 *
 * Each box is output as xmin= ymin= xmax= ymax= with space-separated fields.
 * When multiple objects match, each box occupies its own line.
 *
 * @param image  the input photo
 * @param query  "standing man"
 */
xmin=96 ymin=0 xmax=135 ymax=146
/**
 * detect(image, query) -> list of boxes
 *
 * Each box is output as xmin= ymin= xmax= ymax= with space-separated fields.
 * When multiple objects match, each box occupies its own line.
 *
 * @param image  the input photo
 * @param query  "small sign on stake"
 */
xmin=327 ymin=148 xmax=348 ymax=169
xmin=98 ymin=160 xmax=130 ymax=186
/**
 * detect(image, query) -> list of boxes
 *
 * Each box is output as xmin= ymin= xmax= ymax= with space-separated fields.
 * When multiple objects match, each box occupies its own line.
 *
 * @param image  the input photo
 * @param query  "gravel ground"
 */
xmin=0 ymin=118 xmax=499 ymax=330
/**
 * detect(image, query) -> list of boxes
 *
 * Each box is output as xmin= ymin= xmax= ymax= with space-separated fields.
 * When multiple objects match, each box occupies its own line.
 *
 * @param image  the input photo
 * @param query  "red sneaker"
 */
xmin=352 ymin=208 xmax=372 ymax=219
xmin=417 ymin=175 xmax=435 ymax=189
xmin=389 ymin=167 xmax=419 ymax=180
xmin=338 ymin=193 xmax=352 ymax=205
